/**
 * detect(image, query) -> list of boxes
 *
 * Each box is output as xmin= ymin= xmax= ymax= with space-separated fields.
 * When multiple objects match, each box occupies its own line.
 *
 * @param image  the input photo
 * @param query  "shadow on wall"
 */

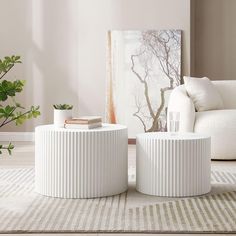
xmin=1 ymin=0 xmax=79 ymax=132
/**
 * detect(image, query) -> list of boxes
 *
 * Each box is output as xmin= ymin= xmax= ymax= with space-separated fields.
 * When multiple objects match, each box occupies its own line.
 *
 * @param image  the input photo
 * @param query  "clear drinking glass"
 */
xmin=169 ymin=111 xmax=180 ymax=132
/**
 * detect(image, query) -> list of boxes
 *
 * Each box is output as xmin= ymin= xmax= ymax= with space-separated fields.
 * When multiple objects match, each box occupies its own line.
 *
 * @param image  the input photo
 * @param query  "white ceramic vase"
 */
xmin=54 ymin=109 xmax=72 ymax=128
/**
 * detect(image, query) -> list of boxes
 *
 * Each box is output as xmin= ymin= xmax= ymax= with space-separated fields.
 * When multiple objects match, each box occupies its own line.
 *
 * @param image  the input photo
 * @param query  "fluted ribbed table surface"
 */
xmin=35 ymin=124 xmax=128 ymax=198
xmin=136 ymin=132 xmax=211 ymax=197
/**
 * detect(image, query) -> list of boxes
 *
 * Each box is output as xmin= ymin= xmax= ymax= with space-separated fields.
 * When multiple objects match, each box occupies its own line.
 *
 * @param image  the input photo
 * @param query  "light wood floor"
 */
xmin=0 ymin=142 xmax=235 ymax=236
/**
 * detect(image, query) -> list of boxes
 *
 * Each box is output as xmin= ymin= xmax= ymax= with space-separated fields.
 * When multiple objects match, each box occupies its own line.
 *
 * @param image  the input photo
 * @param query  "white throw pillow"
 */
xmin=183 ymin=76 xmax=224 ymax=112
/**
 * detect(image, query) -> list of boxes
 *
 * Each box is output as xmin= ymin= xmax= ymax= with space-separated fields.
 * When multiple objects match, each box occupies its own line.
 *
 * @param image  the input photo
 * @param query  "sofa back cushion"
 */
xmin=184 ymin=76 xmax=224 ymax=111
xmin=212 ymin=80 xmax=236 ymax=109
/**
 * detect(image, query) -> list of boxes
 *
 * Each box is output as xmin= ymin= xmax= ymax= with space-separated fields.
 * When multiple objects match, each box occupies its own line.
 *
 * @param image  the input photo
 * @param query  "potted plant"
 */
xmin=53 ymin=104 xmax=73 ymax=128
xmin=0 ymin=55 xmax=40 ymax=154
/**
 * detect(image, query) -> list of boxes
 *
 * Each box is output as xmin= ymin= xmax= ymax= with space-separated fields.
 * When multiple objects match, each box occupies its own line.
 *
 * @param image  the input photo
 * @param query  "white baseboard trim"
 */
xmin=0 ymin=132 xmax=35 ymax=142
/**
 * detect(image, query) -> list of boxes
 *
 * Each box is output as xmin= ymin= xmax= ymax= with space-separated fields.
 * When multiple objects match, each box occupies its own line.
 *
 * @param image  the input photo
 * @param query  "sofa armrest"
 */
xmin=167 ymin=85 xmax=195 ymax=132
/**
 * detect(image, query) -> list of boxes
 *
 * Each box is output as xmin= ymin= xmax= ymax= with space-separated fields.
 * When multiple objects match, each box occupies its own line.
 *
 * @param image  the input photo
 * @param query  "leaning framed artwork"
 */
xmin=106 ymin=30 xmax=181 ymax=138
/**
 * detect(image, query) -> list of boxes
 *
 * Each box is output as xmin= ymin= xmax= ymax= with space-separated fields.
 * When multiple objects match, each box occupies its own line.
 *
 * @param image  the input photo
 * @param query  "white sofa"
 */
xmin=168 ymin=80 xmax=236 ymax=160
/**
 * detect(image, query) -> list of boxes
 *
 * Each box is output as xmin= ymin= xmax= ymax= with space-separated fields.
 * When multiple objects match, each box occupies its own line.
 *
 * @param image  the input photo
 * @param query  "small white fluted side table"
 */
xmin=136 ymin=132 xmax=211 ymax=197
xmin=35 ymin=124 xmax=128 ymax=198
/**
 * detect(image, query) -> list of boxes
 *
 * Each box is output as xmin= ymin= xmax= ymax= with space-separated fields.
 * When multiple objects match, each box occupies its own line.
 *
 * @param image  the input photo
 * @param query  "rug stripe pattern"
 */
xmin=0 ymin=168 xmax=235 ymax=233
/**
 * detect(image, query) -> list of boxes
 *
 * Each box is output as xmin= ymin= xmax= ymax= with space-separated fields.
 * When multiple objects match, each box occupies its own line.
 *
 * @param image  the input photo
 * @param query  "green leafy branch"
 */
xmin=0 ymin=143 xmax=14 ymax=155
xmin=0 ymin=55 xmax=21 ymax=80
xmin=0 ymin=55 xmax=40 ymax=155
xmin=0 ymin=105 xmax=40 ymax=127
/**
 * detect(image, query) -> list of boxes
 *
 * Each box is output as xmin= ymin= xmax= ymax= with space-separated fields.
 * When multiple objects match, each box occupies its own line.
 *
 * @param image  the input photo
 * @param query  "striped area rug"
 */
xmin=0 ymin=167 xmax=235 ymax=233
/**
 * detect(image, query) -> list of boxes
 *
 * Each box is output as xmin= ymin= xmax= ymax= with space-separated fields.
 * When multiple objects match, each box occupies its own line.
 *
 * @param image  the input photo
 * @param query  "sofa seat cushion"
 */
xmin=194 ymin=109 xmax=236 ymax=159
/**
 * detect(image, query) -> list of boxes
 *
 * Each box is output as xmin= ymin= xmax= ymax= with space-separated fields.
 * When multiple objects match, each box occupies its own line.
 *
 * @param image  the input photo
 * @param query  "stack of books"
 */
xmin=64 ymin=116 xmax=102 ymax=129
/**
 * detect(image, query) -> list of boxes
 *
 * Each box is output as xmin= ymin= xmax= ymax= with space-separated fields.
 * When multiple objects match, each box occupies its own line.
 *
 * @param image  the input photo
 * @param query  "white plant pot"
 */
xmin=54 ymin=109 xmax=72 ymax=128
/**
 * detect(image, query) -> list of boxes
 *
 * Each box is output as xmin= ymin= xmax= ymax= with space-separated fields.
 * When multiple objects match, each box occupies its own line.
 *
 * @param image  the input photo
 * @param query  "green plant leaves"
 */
xmin=0 ymin=104 xmax=41 ymax=127
xmin=12 ymin=106 xmax=41 ymax=126
xmin=0 ymin=80 xmax=25 ymax=101
xmin=53 ymin=104 xmax=73 ymax=110
xmin=15 ymin=112 xmax=27 ymax=125
xmin=31 ymin=106 xmax=41 ymax=118
xmin=0 ymin=55 xmax=21 ymax=75
xmin=0 ymin=105 xmax=15 ymax=119
xmin=0 ymin=142 xmax=14 ymax=155
xmin=0 ymin=55 xmax=40 ymax=156
xmin=6 ymin=143 xmax=14 ymax=155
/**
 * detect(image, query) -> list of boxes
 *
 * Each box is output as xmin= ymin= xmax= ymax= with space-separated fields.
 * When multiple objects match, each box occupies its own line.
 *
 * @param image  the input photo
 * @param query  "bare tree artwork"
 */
xmin=130 ymin=30 xmax=181 ymax=132
xmin=106 ymin=30 xmax=181 ymax=137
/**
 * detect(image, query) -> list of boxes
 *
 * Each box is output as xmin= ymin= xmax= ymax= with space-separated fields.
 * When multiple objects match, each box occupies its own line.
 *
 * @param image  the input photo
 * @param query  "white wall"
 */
xmin=0 ymin=0 xmax=191 ymax=131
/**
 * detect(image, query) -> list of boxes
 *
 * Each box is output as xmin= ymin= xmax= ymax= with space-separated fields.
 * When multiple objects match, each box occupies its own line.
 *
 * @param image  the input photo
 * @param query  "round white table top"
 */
xmin=136 ymin=132 xmax=210 ymax=140
xmin=35 ymin=123 xmax=127 ymax=132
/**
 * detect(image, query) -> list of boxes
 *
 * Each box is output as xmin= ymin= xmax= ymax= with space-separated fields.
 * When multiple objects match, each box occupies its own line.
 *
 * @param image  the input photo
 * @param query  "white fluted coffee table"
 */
xmin=35 ymin=124 xmax=128 ymax=198
xmin=136 ymin=132 xmax=211 ymax=197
